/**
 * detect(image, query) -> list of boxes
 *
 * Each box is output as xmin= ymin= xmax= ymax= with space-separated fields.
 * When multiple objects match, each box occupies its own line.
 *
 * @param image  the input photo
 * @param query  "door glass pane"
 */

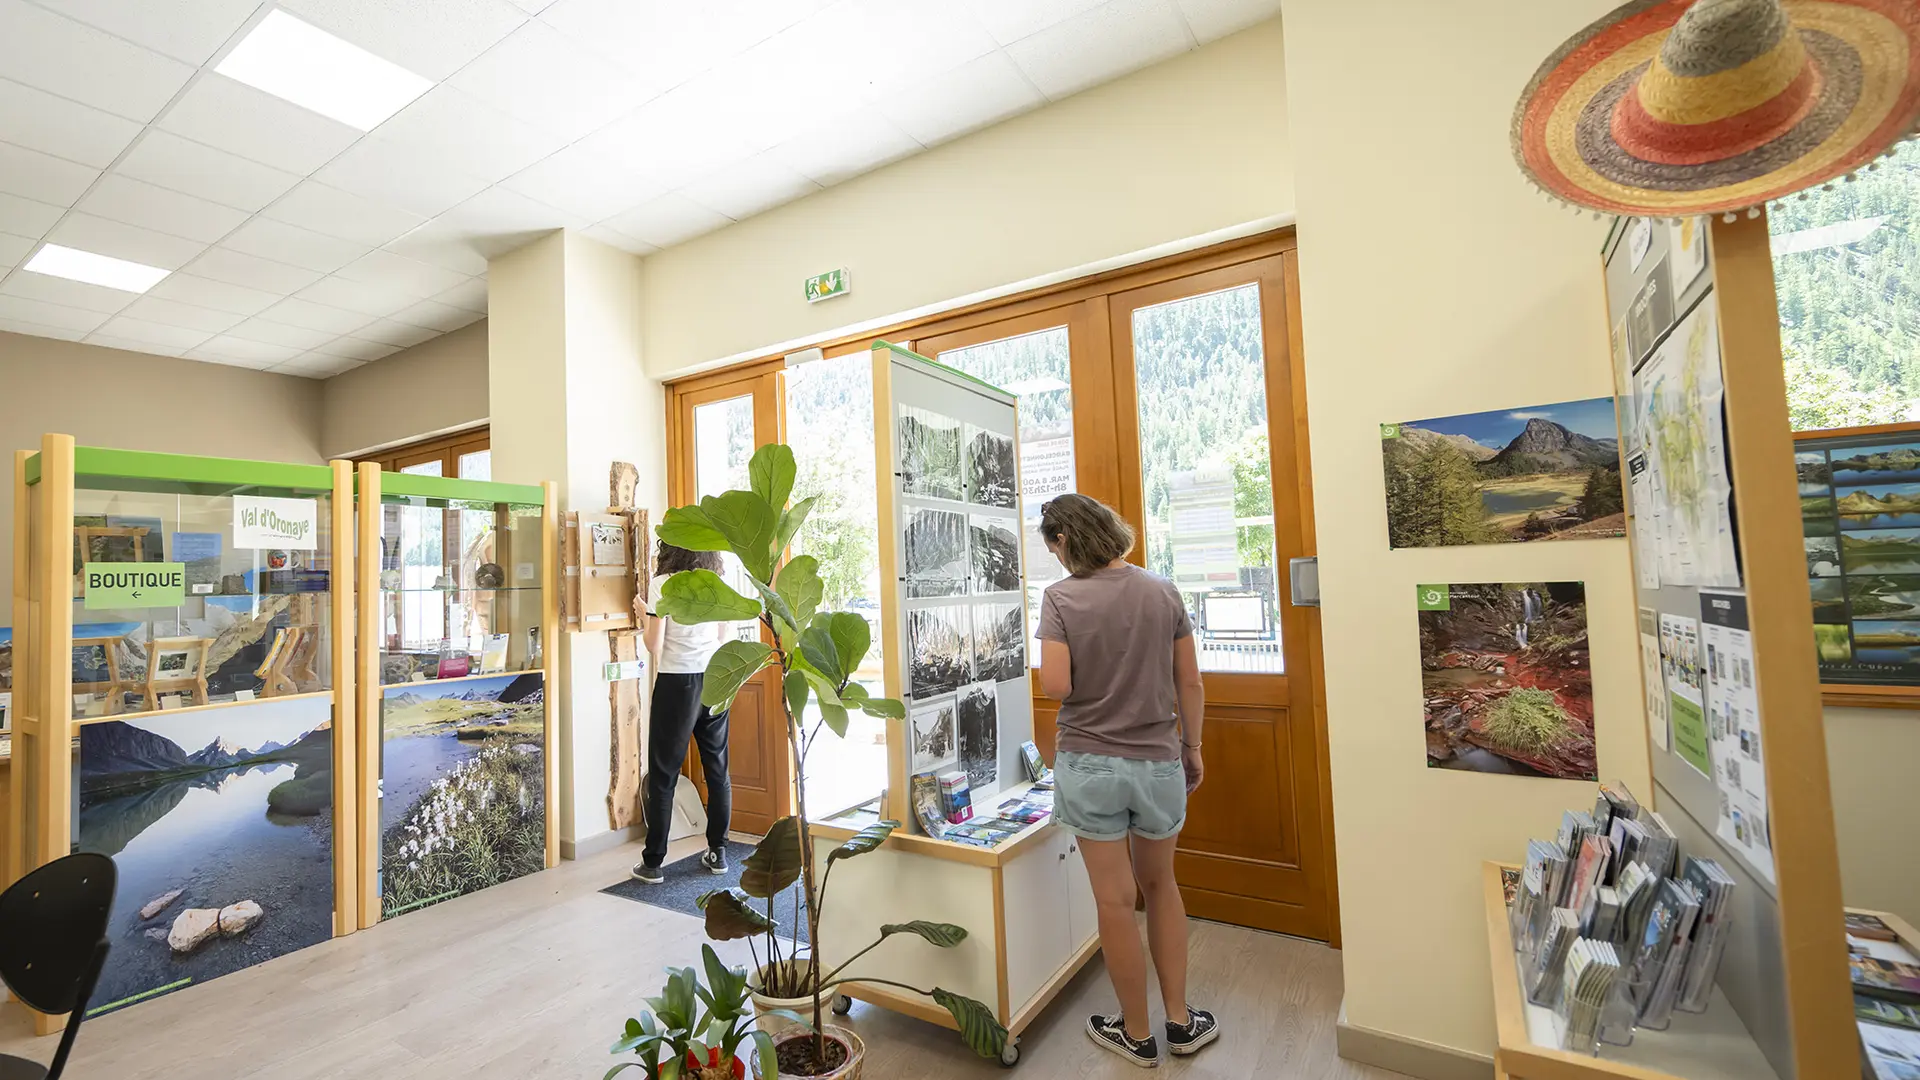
xmin=785 ymin=355 xmax=886 ymax=815
xmin=691 ymin=395 xmax=760 ymax=646
xmin=1130 ymin=284 xmax=1282 ymax=673
xmin=937 ymin=326 xmax=1074 ymax=659
xmin=400 ymin=459 xmax=443 ymax=477
xmin=458 ymin=449 xmax=491 ymax=481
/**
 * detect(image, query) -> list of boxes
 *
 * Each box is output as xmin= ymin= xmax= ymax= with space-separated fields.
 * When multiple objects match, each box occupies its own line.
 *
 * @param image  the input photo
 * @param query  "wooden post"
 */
xmin=329 ymin=459 xmax=358 ymax=936
xmin=6 ymin=450 xmax=29 ymax=893
xmin=33 ymin=433 xmax=74 ymax=1036
xmin=355 ymin=462 xmax=382 ymax=928
xmin=542 ymin=480 xmax=561 ymax=867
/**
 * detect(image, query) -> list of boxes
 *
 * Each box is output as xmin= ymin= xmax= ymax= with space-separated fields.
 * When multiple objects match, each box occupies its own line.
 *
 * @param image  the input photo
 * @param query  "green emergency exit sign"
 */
xmin=805 ymin=268 xmax=849 ymax=303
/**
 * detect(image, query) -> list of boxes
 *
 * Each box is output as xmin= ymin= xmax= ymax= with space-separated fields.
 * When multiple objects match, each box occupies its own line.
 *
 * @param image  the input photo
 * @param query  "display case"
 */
xmin=8 ymin=436 xmax=356 ymax=1031
xmin=353 ymin=465 xmax=557 ymax=929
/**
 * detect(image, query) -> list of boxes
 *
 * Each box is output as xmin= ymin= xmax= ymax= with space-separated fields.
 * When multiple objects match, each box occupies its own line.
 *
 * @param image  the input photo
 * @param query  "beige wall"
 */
xmin=1280 ymin=0 xmax=1641 ymax=1065
xmin=638 ymin=17 xmax=1292 ymax=377
xmin=1827 ymin=706 xmax=1920 ymax=928
xmin=0 ymin=331 xmax=324 ymax=614
xmin=320 ymin=320 xmax=490 ymax=458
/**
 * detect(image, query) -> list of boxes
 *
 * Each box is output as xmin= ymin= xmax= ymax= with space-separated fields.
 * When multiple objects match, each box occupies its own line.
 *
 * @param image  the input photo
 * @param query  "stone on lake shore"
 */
xmin=139 ymin=888 xmax=184 ymax=921
xmin=218 ymin=900 xmax=264 ymax=936
xmin=512 ymin=743 xmax=540 ymax=754
xmin=168 ymin=909 xmax=221 ymax=953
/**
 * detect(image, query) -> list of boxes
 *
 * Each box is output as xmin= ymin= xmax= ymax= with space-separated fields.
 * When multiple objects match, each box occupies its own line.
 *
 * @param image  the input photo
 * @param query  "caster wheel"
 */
xmin=998 ymin=1040 xmax=1020 ymax=1068
xmin=831 ymin=994 xmax=854 ymax=1016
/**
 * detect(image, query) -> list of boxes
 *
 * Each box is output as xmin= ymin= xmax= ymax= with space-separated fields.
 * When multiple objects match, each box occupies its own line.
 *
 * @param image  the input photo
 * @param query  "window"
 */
xmin=690 ymin=395 xmax=761 ymax=646
xmin=367 ymin=427 xmax=489 ymax=477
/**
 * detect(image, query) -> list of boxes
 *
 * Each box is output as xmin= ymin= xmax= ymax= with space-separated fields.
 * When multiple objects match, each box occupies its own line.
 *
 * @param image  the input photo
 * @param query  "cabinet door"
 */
xmin=1063 ymin=835 xmax=1099 ymax=948
xmin=1001 ymin=830 xmax=1073 ymax=1017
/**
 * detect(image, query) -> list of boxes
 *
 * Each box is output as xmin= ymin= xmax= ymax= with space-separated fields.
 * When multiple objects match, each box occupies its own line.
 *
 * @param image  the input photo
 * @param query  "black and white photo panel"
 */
xmin=972 ymin=601 xmax=1026 ymax=683
xmin=910 ymin=700 xmax=958 ymax=776
xmin=958 ymin=682 xmax=999 ymax=790
xmin=968 ymin=514 xmax=1021 ymax=594
xmin=899 ymin=405 xmax=963 ymax=502
xmin=908 ymin=604 xmax=971 ymax=700
xmin=905 ymin=507 xmax=969 ymax=598
xmin=965 ymin=424 xmax=1018 ymax=510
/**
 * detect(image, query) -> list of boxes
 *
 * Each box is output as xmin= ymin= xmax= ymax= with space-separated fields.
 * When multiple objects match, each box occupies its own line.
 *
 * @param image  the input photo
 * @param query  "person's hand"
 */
xmin=1183 ymin=744 xmax=1204 ymax=794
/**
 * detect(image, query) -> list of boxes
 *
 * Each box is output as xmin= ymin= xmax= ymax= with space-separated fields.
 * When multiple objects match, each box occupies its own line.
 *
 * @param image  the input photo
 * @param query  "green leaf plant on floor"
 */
xmin=649 ymin=443 xmax=1007 ymax=1071
xmin=606 ymin=944 xmax=805 ymax=1080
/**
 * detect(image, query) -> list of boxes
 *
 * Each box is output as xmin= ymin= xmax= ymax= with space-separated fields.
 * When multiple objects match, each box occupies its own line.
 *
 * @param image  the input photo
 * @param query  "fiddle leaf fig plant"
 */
xmin=656 ymin=443 xmax=1008 ymax=1070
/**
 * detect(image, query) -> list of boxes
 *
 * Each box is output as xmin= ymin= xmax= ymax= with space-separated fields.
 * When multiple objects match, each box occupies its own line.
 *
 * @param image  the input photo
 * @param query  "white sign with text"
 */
xmin=233 ymin=495 xmax=318 ymax=550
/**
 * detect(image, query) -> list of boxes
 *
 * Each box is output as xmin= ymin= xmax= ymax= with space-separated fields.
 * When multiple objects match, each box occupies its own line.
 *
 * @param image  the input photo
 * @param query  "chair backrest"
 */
xmin=0 ymin=853 xmax=116 ymax=1014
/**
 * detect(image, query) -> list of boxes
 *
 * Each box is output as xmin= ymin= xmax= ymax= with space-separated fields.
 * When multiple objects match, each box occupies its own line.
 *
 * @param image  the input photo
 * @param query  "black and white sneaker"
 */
xmin=1086 ymin=1014 xmax=1158 ymax=1068
xmin=1165 ymin=1006 xmax=1219 ymax=1056
xmin=631 ymin=863 xmax=664 ymax=884
xmin=700 ymin=848 xmax=729 ymax=875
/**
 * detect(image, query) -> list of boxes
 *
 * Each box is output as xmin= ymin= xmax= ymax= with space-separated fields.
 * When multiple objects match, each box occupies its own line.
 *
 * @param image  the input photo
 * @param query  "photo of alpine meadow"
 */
xmin=969 ymin=514 xmax=1022 ymax=594
xmin=898 ymin=404 xmax=963 ymax=502
xmin=1842 ymin=528 xmax=1920 ymax=576
xmin=904 ymin=507 xmax=969 ymax=598
xmin=76 ymin=695 xmax=336 ymax=1015
xmin=972 ymin=601 xmax=1026 ymax=683
xmin=380 ymin=673 xmax=546 ymax=920
xmin=965 ymin=424 xmax=1018 ymax=509
xmin=1383 ymin=397 xmax=1625 ymax=548
xmin=1419 ymin=582 xmax=1596 ymax=781
xmin=908 ymin=605 xmax=970 ymax=699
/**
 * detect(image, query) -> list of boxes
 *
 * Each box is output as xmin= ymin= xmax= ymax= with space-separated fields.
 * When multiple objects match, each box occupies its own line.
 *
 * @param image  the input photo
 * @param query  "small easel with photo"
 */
xmin=256 ymin=626 xmax=310 ymax=698
xmin=72 ymin=634 xmax=131 ymax=713
xmin=142 ymin=636 xmax=210 ymax=712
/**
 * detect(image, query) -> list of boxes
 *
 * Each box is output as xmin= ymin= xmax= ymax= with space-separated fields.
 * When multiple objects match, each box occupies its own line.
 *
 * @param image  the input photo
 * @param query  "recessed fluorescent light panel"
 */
xmin=24 ymin=244 xmax=170 ymax=293
xmin=215 ymin=10 xmax=433 ymax=131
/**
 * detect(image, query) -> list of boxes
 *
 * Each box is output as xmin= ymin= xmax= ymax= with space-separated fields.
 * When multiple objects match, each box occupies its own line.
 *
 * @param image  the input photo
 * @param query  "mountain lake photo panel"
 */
xmin=1382 ymin=396 xmax=1626 ymax=548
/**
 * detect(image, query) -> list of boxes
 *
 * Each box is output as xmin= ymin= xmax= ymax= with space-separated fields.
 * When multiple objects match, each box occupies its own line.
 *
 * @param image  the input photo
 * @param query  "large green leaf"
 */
xmin=776 ymin=495 xmax=818 ymax=553
xmin=826 ymin=820 xmax=896 ymax=863
xmin=799 ymin=623 xmax=844 ymax=685
xmin=841 ymin=684 xmax=905 ymax=720
xmin=701 ymin=640 xmax=773 ymax=710
xmin=751 ymin=1030 xmax=777 ymax=1080
xmin=740 ymin=816 xmax=802 ymax=898
xmin=773 ymin=556 xmax=824 ymax=627
xmin=796 ymin=666 xmax=842 ymax=708
xmin=748 ymin=577 xmax=797 ymax=637
xmin=656 ymin=505 xmax=729 ymax=552
xmin=782 ymin=670 xmax=811 ymax=725
xmin=657 ymin=569 xmax=762 ymax=624
xmin=932 ymin=988 xmax=1010 ymax=1058
xmin=749 ymin=444 xmax=797 ymax=513
xmin=826 ymin=612 xmax=870 ymax=676
xmin=818 ymin=702 xmax=849 ymax=738
xmin=881 ymin=920 xmax=969 ymax=948
xmin=700 ymin=491 xmax=777 ymax=581
xmin=697 ymin=888 xmax=772 ymax=940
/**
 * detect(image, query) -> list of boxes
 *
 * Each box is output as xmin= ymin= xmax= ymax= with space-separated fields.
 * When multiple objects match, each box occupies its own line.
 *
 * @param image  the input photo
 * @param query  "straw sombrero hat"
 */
xmin=1513 ymin=0 xmax=1920 ymax=219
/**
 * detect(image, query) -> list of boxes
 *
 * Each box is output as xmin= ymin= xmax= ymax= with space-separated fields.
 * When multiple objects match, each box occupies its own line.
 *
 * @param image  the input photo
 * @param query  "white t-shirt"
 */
xmin=651 ymin=573 xmax=734 ymax=675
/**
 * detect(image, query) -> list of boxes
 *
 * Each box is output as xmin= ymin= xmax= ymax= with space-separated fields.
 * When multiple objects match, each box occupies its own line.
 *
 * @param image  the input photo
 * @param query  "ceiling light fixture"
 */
xmin=216 ymin=10 xmax=433 ymax=131
xmin=23 ymin=244 xmax=171 ymax=293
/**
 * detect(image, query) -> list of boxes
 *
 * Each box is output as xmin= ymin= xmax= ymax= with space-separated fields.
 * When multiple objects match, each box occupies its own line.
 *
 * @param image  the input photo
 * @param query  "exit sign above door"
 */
xmin=805 ymin=268 xmax=849 ymax=303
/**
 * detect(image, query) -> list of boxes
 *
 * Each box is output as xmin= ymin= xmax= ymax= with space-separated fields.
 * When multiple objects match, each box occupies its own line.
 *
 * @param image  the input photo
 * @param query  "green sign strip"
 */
xmin=84 ymin=562 xmax=186 ymax=609
xmin=374 ymin=471 xmax=544 ymax=506
xmin=28 ymin=447 xmax=334 ymax=493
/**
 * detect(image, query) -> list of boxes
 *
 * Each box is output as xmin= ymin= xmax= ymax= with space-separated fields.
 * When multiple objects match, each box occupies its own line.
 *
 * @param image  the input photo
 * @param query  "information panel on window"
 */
xmin=1795 ymin=427 xmax=1920 ymax=686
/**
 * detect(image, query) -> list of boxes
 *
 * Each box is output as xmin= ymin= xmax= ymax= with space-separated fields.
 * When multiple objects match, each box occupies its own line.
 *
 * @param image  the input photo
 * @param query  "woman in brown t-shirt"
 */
xmin=1036 ymin=494 xmax=1218 ymax=1065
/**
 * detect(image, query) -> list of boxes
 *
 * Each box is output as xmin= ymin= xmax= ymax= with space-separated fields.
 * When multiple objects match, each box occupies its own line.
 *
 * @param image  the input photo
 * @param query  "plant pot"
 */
xmin=762 ymin=1025 xmax=864 ymax=1080
xmin=750 ymin=961 xmax=838 ymax=1038
xmin=685 ymin=1047 xmax=748 ymax=1080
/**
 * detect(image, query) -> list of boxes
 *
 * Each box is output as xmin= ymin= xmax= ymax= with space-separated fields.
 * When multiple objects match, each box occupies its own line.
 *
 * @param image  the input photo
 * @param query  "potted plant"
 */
xmin=607 ymin=945 xmax=804 ymax=1080
xmin=654 ymin=444 xmax=1009 ymax=1076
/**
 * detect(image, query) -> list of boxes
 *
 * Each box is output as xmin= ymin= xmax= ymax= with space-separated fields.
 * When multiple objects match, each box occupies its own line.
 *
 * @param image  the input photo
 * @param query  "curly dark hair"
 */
xmin=655 ymin=542 xmax=723 ymax=576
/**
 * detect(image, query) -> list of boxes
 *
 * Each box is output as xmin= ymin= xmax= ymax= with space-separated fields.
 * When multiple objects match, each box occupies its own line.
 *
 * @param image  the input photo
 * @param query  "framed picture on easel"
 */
xmin=143 ymin=636 xmax=210 ymax=711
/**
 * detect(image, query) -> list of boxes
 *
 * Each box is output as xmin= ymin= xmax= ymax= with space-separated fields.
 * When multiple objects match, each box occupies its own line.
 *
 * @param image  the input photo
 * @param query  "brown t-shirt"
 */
xmin=1037 ymin=563 xmax=1193 ymax=762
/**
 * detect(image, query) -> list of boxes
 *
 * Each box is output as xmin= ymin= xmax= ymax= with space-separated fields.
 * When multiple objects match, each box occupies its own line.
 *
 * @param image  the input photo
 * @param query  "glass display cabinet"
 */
xmin=353 ymin=465 xmax=556 ymax=928
xmin=9 ymin=436 xmax=356 ymax=1030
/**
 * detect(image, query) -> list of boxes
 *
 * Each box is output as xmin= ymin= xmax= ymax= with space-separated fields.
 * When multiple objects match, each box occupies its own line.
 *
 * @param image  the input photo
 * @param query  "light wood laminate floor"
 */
xmin=1 ymin=837 xmax=1402 ymax=1078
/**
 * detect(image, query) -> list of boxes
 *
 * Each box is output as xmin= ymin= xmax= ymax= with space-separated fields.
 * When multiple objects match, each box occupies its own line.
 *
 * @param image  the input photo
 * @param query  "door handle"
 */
xmin=1289 ymin=557 xmax=1320 ymax=607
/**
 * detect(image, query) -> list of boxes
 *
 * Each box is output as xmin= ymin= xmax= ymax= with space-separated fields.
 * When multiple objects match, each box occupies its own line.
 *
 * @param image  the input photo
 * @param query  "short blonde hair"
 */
xmin=1038 ymin=493 xmax=1135 ymax=577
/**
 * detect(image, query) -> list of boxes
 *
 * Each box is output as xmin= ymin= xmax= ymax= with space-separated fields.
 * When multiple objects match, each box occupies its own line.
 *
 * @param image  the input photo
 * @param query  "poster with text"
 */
xmin=1701 ymin=592 xmax=1773 ymax=883
xmin=1659 ymin=612 xmax=1711 ymax=776
xmin=1639 ymin=607 xmax=1669 ymax=751
xmin=1633 ymin=301 xmax=1740 ymax=587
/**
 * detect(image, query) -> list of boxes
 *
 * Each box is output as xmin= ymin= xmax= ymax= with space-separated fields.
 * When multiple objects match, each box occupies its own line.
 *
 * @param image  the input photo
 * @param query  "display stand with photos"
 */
xmin=352 ymin=465 xmax=558 ymax=930
xmin=7 ymin=437 xmax=357 ymax=1033
xmin=808 ymin=342 xmax=1097 ymax=1059
xmin=1478 ymin=215 xmax=1856 ymax=1080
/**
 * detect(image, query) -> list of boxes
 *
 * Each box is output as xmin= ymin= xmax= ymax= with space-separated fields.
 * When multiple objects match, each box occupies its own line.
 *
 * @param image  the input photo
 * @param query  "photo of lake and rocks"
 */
xmin=76 ymin=695 xmax=337 ymax=1015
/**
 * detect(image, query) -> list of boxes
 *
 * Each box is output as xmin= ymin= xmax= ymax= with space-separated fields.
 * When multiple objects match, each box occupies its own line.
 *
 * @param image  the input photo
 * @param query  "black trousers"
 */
xmin=642 ymin=671 xmax=732 ymax=867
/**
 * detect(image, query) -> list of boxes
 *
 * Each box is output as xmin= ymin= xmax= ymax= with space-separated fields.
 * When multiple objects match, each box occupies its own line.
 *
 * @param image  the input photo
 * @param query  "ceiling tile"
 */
xmin=92 ymin=314 xmax=212 ymax=349
xmin=0 ymin=232 xmax=35 ymax=268
xmin=448 ymin=19 xmax=660 ymax=143
xmin=0 ymin=293 xmax=109 ymax=332
xmin=540 ymin=0 xmax=827 ymax=92
xmin=434 ymin=277 xmax=488 ymax=313
xmin=144 ymin=272 xmax=279 ymax=316
xmin=0 ymin=192 xmax=64 ymax=238
xmin=970 ymin=0 xmax=1108 ymax=46
xmin=351 ymin=317 xmax=438 ymax=348
xmin=769 ymin=109 xmax=922 ymax=188
xmin=226 ymin=316 xmax=335 ymax=351
xmin=0 ymin=316 xmax=88 ymax=341
xmin=259 ymin=297 xmax=376 ymax=335
xmin=44 ymin=213 xmax=206 ymax=269
xmin=335 ymin=250 xmax=470 ymax=299
xmin=0 ymin=0 xmax=194 ymax=121
xmin=184 ymin=351 xmax=277 ymax=370
xmin=184 ymin=247 xmax=324 ymax=294
xmin=1 ymin=271 xmax=139 ymax=315
xmin=500 ymin=145 xmax=663 ymax=223
xmin=119 ymin=295 xmax=245 ymax=333
xmin=577 ymin=87 xmax=758 ymax=195
xmin=877 ymin=50 xmax=1046 ymax=147
xmin=1173 ymin=0 xmax=1281 ymax=42
xmin=220 ymin=218 xmax=369 ymax=274
xmin=315 ymin=138 xmax=494 ymax=219
xmin=390 ymin=297 xmax=482 ymax=332
xmin=116 ymin=131 xmax=303 ymax=213
xmin=159 ymin=74 xmax=364 ymax=176
xmin=39 ymin=0 xmax=258 ymax=65
xmin=0 ymin=77 xmax=143 ymax=168
xmin=194 ymin=333 xmax=301 ymax=364
xmin=381 ymin=221 xmax=492 ymax=277
xmin=579 ymin=224 xmax=659 ymax=257
xmin=602 ymin=193 xmax=733 ymax=250
xmin=505 ymin=0 xmax=556 ymax=13
xmin=1007 ymin=0 xmax=1194 ymax=101
xmin=278 ymin=0 xmax=529 ymax=81
xmin=775 ymin=0 xmax=997 ymax=113
xmin=369 ymin=85 xmax=571 ymax=185
xmin=295 ymin=276 xmax=418 ymax=318
xmin=276 ymin=353 xmax=365 ymax=377
xmin=665 ymin=42 xmax=844 ymax=154
xmin=307 ymin=334 xmax=401 ymax=361
xmin=261 ymin=182 xmax=426 ymax=248
xmin=84 ymin=333 xmax=185 ymax=357
xmin=679 ymin=156 xmax=819 ymax=222
xmin=76 ymin=174 xmax=250 ymax=244
xmin=0 ymin=141 xmax=100 ymax=207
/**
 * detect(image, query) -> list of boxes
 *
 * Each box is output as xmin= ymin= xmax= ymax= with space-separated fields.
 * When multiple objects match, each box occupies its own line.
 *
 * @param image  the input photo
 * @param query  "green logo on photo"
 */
xmin=1416 ymin=584 xmax=1450 ymax=611
xmin=1380 ymin=423 xmax=1401 ymax=439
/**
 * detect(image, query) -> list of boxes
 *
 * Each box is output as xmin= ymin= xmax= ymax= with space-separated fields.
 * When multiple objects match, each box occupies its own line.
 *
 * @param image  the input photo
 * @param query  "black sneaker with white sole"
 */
xmin=631 ymin=863 xmax=664 ymax=884
xmin=1086 ymin=1014 xmax=1158 ymax=1068
xmin=700 ymin=848 xmax=729 ymax=875
xmin=1165 ymin=1006 xmax=1219 ymax=1056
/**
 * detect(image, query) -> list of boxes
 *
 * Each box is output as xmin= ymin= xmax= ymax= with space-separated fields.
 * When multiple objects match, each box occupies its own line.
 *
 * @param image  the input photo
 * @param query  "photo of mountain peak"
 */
xmin=1383 ymin=397 xmax=1626 ymax=548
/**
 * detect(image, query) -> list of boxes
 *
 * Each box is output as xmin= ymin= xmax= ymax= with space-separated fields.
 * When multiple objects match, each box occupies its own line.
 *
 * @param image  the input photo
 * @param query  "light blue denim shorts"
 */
xmin=1054 ymin=751 xmax=1186 ymax=842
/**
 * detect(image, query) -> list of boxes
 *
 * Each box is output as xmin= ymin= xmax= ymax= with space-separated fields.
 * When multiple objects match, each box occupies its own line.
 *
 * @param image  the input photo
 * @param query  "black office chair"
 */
xmin=0 ymin=853 xmax=116 ymax=1080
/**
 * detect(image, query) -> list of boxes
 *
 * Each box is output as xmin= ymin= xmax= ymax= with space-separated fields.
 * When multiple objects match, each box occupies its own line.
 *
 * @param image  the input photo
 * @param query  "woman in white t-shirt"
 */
xmin=633 ymin=543 xmax=735 ymax=883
